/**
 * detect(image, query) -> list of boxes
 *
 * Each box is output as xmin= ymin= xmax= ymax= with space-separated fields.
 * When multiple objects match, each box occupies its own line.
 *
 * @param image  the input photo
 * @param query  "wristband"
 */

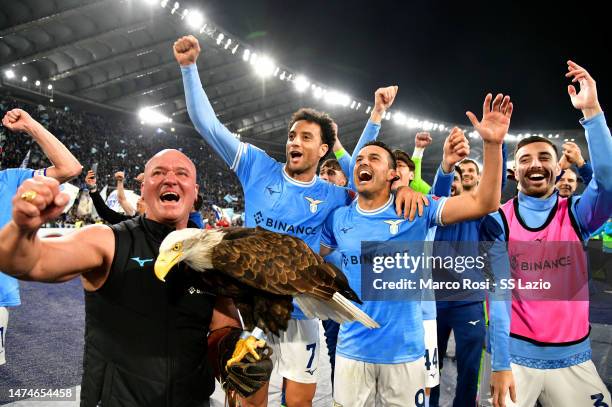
xmin=334 ymin=149 xmax=347 ymax=159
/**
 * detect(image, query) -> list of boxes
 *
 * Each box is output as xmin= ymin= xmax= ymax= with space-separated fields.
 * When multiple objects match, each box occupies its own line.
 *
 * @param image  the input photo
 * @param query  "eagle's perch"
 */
xmin=155 ymin=227 xmax=379 ymax=367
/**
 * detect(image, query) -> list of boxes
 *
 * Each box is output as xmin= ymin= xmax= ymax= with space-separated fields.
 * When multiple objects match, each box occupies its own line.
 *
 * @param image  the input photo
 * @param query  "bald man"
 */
xmin=0 ymin=149 xmax=245 ymax=407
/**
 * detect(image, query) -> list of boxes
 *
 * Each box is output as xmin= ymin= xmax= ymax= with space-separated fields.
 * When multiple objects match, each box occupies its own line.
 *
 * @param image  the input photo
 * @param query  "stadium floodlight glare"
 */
xmin=356 ymin=102 xmax=362 ymax=110
xmin=224 ymin=38 xmax=232 ymax=49
xmin=555 ymin=134 xmax=559 ymax=138
xmin=49 ymin=98 xmax=54 ymax=103
xmin=171 ymin=1 xmax=179 ymax=14
xmin=143 ymin=0 xmax=157 ymax=4
xmin=47 ymin=84 xmax=53 ymax=90
xmin=231 ymin=44 xmax=239 ymax=54
xmin=393 ymin=112 xmax=407 ymax=125
xmin=160 ymin=0 xmax=169 ymax=7
xmin=4 ymin=69 xmax=15 ymax=79
xmin=293 ymin=75 xmax=310 ymax=93
xmin=139 ymin=107 xmax=171 ymax=125
xmin=279 ymin=71 xmax=286 ymax=81
xmin=253 ymin=56 xmax=276 ymax=78
xmin=365 ymin=106 xmax=372 ymax=114
xmin=242 ymin=49 xmax=250 ymax=62
xmin=313 ymin=87 xmax=324 ymax=99
xmin=185 ymin=10 xmax=204 ymax=29
xmin=406 ymin=118 xmax=418 ymax=129
xmin=21 ymin=76 xmax=28 ymax=82
xmin=35 ymin=80 xmax=41 ymax=86
xmin=216 ymin=33 xmax=224 ymax=45
xmin=325 ymin=90 xmax=351 ymax=107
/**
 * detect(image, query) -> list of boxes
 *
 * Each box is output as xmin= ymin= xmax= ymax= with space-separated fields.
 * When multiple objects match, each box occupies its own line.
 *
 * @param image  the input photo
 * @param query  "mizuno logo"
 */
xmin=384 ymin=219 xmax=405 ymax=235
xmin=266 ymin=186 xmax=281 ymax=195
xmin=340 ymin=227 xmax=353 ymax=234
xmin=305 ymin=368 xmax=317 ymax=375
xmin=468 ymin=320 xmax=480 ymax=326
xmin=305 ymin=197 xmax=324 ymax=213
xmin=131 ymin=257 xmax=154 ymax=267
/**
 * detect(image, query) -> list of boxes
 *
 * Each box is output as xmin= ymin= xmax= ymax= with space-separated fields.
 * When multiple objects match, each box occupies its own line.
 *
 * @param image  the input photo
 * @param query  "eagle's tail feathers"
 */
xmin=294 ymin=294 xmax=379 ymax=329
xmin=331 ymin=292 xmax=379 ymax=328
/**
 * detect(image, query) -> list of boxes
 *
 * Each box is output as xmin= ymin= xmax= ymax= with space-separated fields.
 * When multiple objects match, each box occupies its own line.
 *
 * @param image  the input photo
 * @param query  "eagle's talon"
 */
xmin=226 ymin=335 xmax=266 ymax=369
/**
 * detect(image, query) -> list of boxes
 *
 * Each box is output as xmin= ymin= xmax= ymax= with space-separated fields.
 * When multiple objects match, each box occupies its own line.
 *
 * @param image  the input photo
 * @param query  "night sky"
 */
xmin=196 ymin=0 xmax=610 ymax=130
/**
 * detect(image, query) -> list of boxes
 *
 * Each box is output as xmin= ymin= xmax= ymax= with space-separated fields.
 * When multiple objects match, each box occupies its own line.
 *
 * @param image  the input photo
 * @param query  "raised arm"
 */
xmin=348 ymin=86 xmax=397 ymax=189
xmin=2 ymin=109 xmax=82 ymax=183
xmin=440 ymin=93 xmax=512 ymax=225
xmin=565 ymin=61 xmax=612 ymax=234
xmin=86 ymin=170 xmax=130 ymax=224
xmin=175 ymin=36 xmax=240 ymax=168
xmin=114 ymin=171 xmax=136 ymax=216
xmin=0 ymin=176 xmax=113 ymax=285
xmin=410 ymin=132 xmax=432 ymax=193
xmin=332 ymin=122 xmax=352 ymax=177
xmin=431 ymin=128 xmax=470 ymax=197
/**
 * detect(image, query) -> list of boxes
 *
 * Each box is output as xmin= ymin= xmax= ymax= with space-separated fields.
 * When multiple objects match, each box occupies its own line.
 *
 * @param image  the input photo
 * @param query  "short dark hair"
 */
xmin=454 ymin=165 xmax=463 ymax=178
xmin=459 ymin=158 xmax=480 ymax=174
xmin=514 ymin=136 xmax=559 ymax=159
xmin=320 ymin=158 xmax=343 ymax=173
xmin=288 ymin=108 xmax=336 ymax=149
xmin=361 ymin=141 xmax=397 ymax=169
xmin=392 ymin=149 xmax=415 ymax=171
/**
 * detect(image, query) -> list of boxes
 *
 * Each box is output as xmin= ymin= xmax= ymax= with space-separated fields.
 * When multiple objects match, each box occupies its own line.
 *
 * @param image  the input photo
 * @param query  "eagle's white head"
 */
xmin=155 ymin=228 xmax=226 ymax=281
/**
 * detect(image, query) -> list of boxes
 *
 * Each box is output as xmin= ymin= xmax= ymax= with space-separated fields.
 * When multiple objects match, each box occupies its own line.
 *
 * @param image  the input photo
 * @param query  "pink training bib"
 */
xmin=499 ymin=196 xmax=590 ymax=345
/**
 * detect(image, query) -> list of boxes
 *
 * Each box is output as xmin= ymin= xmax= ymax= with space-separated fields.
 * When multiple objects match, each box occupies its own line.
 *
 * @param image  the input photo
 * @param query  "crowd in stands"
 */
xmin=0 ymin=96 xmax=244 ymax=225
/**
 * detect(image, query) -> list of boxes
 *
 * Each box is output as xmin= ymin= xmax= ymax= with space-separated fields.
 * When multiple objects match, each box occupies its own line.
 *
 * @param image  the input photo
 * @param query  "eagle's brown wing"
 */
xmin=211 ymin=227 xmax=361 ymax=303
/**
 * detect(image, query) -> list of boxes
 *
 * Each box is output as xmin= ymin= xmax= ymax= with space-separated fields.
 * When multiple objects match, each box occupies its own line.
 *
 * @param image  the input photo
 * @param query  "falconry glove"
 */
xmin=207 ymin=327 xmax=273 ymax=399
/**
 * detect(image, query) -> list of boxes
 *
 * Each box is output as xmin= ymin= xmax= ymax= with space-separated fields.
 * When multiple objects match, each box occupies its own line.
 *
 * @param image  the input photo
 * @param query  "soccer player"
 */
xmin=0 ymin=108 xmax=81 ymax=366
xmin=555 ymin=168 xmax=579 ymax=198
xmin=478 ymin=61 xmax=612 ymax=407
xmin=558 ymin=141 xmax=593 ymax=185
xmin=174 ymin=35 xmax=422 ymax=406
xmin=319 ymin=158 xmax=348 ymax=188
xmin=459 ymin=158 xmax=481 ymax=193
xmin=450 ymin=167 xmax=463 ymax=196
xmin=430 ymin=142 xmax=511 ymax=407
xmin=317 ymin=157 xmax=347 ymax=392
xmin=320 ymin=92 xmax=512 ymax=406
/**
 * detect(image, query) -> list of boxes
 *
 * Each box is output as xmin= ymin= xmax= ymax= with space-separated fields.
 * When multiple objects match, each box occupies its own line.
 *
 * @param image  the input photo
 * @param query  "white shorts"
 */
xmin=333 ymin=355 xmax=426 ymax=407
xmin=0 ymin=307 xmax=8 ymax=365
xmin=478 ymin=351 xmax=611 ymax=407
xmin=269 ymin=318 xmax=320 ymax=384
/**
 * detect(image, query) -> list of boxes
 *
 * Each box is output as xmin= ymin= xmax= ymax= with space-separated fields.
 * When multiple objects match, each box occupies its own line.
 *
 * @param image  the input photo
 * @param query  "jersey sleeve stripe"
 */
xmin=230 ymin=142 xmax=246 ymax=172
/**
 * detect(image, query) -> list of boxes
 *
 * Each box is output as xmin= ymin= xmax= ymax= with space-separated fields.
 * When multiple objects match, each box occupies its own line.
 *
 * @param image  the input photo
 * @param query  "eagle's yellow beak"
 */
xmin=154 ymin=250 xmax=183 ymax=282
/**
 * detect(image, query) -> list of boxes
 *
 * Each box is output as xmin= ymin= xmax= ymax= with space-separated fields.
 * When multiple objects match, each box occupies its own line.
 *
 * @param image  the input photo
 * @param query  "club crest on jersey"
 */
xmin=384 ymin=219 xmax=405 ymax=235
xmin=305 ymin=197 xmax=324 ymax=213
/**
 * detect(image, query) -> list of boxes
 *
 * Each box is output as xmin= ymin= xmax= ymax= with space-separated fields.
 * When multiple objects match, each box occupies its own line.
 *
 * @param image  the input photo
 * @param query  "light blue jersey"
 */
xmin=235 ymin=142 xmax=351 ymax=250
xmin=321 ymin=194 xmax=446 ymax=364
xmin=181 ymin=64 xmax=352 ymax=318
xmin=0 ymin=168 xmax=35 ymax=307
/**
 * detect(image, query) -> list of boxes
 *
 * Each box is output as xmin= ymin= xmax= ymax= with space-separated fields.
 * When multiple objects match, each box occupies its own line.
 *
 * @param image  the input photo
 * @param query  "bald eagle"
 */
xmin=155 ymin=226 xmax=378 ymax=366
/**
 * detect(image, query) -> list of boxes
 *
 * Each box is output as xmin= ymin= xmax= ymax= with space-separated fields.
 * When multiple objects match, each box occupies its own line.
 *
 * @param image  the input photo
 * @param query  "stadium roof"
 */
xmin=0 ymin=0 xmax=587 ymax=167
